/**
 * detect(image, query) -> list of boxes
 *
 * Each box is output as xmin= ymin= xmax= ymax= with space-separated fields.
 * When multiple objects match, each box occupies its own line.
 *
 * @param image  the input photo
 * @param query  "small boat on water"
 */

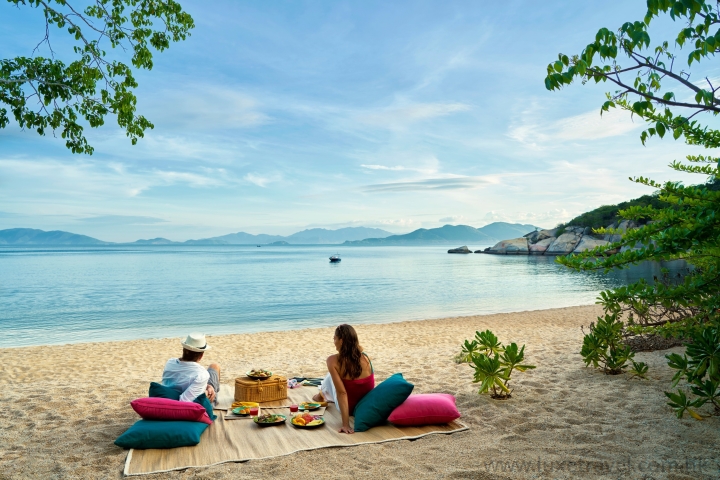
xmin=329 ymin=254 xmax=341 ymax=263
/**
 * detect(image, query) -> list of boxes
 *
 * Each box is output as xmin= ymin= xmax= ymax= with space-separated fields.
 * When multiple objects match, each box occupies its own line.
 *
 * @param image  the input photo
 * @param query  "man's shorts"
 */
xmin=208 ymin=366 xmax=220 ymax=395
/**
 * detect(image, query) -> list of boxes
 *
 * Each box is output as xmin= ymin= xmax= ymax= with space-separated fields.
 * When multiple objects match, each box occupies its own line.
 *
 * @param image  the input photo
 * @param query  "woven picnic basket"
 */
xmin=234 ymin=375 xmax=287 ymax=403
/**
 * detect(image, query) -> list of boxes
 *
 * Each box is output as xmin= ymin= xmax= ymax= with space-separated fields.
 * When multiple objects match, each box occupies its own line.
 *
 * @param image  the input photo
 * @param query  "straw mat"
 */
xmin=124 ymin=386 xmax=468 ymax=476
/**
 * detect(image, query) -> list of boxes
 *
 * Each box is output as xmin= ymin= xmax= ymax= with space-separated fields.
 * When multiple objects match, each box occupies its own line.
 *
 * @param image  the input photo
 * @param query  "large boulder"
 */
xmin=524 ymin=228 xmax=558 ymax=244
xmin=529 ymin=237 xmax=555 ymax=255
xmin=487 ymin=237 xmax=529 ymax=255
xmin=448 ymin=245 xmax=472 ymax=254
xmin=603 ymin=220 xmax=637 ymax=242
xmin=546 ymin=232 xmax=582 ymax=255
xmin=573 ymin=236 xmax=611 ymax=253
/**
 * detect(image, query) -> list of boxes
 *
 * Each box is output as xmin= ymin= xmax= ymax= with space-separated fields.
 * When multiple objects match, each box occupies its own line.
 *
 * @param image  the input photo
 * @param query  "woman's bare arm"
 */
xmin=327 ymin=356 xmax=353 ymax=433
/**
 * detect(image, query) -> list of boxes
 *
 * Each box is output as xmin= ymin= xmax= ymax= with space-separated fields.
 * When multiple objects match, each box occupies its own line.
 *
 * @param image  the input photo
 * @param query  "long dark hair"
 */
xmin=335 ymin=324 xmax=363 ymax=379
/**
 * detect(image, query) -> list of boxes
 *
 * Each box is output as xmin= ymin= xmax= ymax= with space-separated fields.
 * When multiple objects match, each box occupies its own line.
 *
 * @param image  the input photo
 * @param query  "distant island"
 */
xmin=342 ymin=222 xmax=540 ymax=246
xmin=0 ymin=222 xmax=541 ymax=246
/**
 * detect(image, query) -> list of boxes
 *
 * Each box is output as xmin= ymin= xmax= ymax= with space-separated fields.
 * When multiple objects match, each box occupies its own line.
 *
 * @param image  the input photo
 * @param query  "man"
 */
xmin=162 ymin=333 xmax=221 ymax=404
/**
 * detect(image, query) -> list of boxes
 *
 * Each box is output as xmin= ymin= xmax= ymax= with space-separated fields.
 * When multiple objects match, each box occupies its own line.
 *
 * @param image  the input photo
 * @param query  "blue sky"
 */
xmin=1 ymin=1 xmax=717 ymax=242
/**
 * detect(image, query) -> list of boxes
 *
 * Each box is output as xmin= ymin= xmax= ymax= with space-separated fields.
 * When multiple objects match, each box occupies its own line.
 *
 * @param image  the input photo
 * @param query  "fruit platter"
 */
xmin=298 ymin=402 xmax=321 ymax=411
xmin=246 ymin=369 xmax=273 ymax=380
xmin=291 ymin=413 xmax=325 ymax=428
xmin=253 ymin=413 xmax=286 ymax=427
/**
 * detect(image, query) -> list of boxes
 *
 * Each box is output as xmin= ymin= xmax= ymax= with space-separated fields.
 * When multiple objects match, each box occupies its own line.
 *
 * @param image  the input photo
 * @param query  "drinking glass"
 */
xmin=290 ymin=404 xmax=298 ymax=413
xmin=250 ymin=407 xmax=259 ymax=416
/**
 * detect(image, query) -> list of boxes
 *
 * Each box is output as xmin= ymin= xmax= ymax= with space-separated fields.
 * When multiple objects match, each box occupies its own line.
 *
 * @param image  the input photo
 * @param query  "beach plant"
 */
xmin=664 ymin=326 xmax=720 ymax=418
xmin=628 ymin=360 xmax=649 ymax=380
xmin=455 ymin=330 xmax=505 ymax=363
xmin=1 ymin=1 xmax=195 ymax=154
xmin=460 ymin=330 xmax=535 ymax=399
xmin=456 ymin=339 xmax=481 ymax=364
xmin=474 ymin=329 xmax=505 ymax=356
xmin=546 ymin=0 xmax=720 ymax=418
xmin=580 ymin=314 xmax=637 ymax=375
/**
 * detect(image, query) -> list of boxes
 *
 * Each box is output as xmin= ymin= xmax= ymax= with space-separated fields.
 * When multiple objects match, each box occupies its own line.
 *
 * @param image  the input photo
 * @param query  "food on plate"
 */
xmin=247 ymin=369 xmax=272 ymax=378
xmin=255 ymin=413 xmax=285 ymax=424
xmin=291 ymin=413 xmax=324 ymax=427
xmin=231 ymin=401 xmax=259 ymax=415
xmin=298 ymin=402 xmax=321 ymax=410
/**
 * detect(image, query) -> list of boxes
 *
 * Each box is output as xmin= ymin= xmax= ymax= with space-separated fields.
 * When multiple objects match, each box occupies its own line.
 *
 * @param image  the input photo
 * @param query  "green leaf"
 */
xmin=657 ymin=122 xmax=666 ymax=138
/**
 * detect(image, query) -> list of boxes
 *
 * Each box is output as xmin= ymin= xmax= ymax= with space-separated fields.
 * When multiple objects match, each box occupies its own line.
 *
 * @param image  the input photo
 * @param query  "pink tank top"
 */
xmin=341 ymin=354 xmax=375 ymax=415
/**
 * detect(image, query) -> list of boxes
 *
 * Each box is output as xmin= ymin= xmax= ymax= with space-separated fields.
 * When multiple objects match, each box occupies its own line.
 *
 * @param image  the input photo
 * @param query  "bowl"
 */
xmin=246 ymin=370 xmax=273 ymax=380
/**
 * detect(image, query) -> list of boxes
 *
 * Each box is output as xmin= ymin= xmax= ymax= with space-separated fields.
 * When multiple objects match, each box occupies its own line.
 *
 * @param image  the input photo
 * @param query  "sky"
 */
xmin=1 ymin=1 xmax=718 ymax=242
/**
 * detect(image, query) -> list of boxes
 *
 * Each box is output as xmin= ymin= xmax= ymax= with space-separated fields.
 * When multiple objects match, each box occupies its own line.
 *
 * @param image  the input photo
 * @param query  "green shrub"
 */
xmin=664 ymin=326 xmax=720 ymax=419
xmin=628 ymin=360 xmax=649 ymax=380
xmin=580 ymin=314 xmax=637 ymax=375
xmin=459 ymin=330 xmax=535 ymax=399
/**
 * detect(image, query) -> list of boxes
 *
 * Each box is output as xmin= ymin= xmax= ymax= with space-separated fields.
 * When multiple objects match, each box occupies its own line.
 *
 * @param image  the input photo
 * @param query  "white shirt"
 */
xmin=161 ymin=358 xmax=210 ymax=402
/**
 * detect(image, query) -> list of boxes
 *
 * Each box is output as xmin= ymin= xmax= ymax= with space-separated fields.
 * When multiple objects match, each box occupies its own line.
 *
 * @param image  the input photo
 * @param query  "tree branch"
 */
xmin=590 ymin=69 xmax=720 ymax=113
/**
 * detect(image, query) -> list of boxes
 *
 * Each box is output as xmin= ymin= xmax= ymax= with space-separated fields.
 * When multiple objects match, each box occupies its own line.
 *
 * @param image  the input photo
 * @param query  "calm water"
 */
xmin=0 ymin=245 xmax=685 ymax=348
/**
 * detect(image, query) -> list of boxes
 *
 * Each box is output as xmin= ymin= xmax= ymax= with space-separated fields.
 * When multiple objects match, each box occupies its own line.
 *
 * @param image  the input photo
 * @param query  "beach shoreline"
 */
xmin=3 ymin=304 xmax=719 ymax=479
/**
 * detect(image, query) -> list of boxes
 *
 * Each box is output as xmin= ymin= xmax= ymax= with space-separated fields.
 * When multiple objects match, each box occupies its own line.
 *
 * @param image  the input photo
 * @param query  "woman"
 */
xmin=313 ymin=324 xmax=374 ymax=434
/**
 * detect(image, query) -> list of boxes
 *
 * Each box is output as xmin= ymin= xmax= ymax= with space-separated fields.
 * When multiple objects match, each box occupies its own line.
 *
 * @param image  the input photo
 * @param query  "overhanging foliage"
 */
xmin=1 ymin=0 xmax=194 ymax=154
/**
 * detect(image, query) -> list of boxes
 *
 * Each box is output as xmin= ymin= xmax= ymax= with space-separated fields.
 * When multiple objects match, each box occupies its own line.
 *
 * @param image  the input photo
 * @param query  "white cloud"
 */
xmin=360 ymin=163 xmax=438 ymax=174
xmin=360 ymin=164 xmax=407 ymax=171
xmin=0 ymin=157 xmax=244 ymax=203
xmin=508 ymin=106 xmax=641 ymax=146
xmin=363 ymin=175 xmax=501 ymax=193
xmin=357 ymin=102 xmax=470 ymax=129
xmin=78 ymin=215 xmax=168 ymax=225
xmin=243 ymin=172 xmax=280 ymax=187
xmin=439 ymin=215 xmax=464 ymax=223
xmin=143 ymin=84 xmax=269 ymax=130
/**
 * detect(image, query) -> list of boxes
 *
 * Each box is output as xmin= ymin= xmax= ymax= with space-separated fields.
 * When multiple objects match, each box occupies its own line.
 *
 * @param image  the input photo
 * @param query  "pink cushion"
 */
xmin=387 ymin=393 xmax=460 ymax=426
xmin=130 ymin=397 xmax=213 ymax=425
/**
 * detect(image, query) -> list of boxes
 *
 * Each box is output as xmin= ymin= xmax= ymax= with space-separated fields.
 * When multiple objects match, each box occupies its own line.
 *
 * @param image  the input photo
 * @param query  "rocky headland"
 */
xmin=482 ymin=220 xmax=639 ymax=255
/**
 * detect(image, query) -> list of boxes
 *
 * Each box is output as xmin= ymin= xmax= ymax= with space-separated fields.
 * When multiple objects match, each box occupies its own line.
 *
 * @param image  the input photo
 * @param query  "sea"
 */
xmin=0 ymin=245 xmax=687 ymax=348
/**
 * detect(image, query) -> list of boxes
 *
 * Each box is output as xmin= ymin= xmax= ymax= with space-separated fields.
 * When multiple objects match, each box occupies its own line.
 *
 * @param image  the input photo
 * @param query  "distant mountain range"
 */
xmin=0 ymin=227 xmax=394 ymax=246
xmin=0 ymin=228 xmax=108 ymax=246
xmin=183 ymin=227 xmax=393 ymax=245
xmin=342 ymin=223 xmax=540 ymax=245
xmin=0 ymin=223 xmax=541 ymax=246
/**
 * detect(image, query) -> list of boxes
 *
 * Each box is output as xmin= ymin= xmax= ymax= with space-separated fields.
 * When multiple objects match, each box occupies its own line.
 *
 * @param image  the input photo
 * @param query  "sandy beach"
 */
xmin=2 ymin=304 xmax=718 ymax=479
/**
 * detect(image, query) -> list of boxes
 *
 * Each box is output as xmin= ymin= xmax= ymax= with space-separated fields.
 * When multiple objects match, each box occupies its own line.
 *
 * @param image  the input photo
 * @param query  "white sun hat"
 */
xmin=181 ymin=333 xmax=211 ymax=352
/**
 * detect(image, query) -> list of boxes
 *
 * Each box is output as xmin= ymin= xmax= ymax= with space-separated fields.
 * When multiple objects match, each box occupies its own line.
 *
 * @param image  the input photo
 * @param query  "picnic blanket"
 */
xmin=124 ymin=386 xmax=468 ymax=476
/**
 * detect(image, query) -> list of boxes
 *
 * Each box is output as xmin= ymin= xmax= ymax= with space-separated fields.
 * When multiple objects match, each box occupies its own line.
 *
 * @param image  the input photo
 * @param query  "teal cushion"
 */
xmin=114 ymin=419 xmax=208 ymax=449
xmin=353 ymin=373 xmax=414 ymax=432
xmin=149 ymin=382 xmax=216 ymax=421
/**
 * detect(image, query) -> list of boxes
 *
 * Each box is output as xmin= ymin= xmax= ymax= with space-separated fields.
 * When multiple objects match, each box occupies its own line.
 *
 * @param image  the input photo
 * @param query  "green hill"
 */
xmin=564 ymin=179 xmax=720 ymax=230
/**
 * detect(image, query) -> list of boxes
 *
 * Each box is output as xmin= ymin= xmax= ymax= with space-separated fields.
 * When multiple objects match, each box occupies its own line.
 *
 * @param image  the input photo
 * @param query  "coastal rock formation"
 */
xmin=572 ymin=236 xmax=610 ymax=253
xmin=546 ymin=231 xmax=583 ymax=254
xmin=448 ymin=245 xmax=472 ymax=254
xmin=486 ymin=237 xmax=529 ymax=254
xmin=525 ymin=228 xmax=558 ymax=244
xmin=484 ymin=220 xmax=640 ymax=256
xmin=528 ymin=237 xmax=554 ymax=255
